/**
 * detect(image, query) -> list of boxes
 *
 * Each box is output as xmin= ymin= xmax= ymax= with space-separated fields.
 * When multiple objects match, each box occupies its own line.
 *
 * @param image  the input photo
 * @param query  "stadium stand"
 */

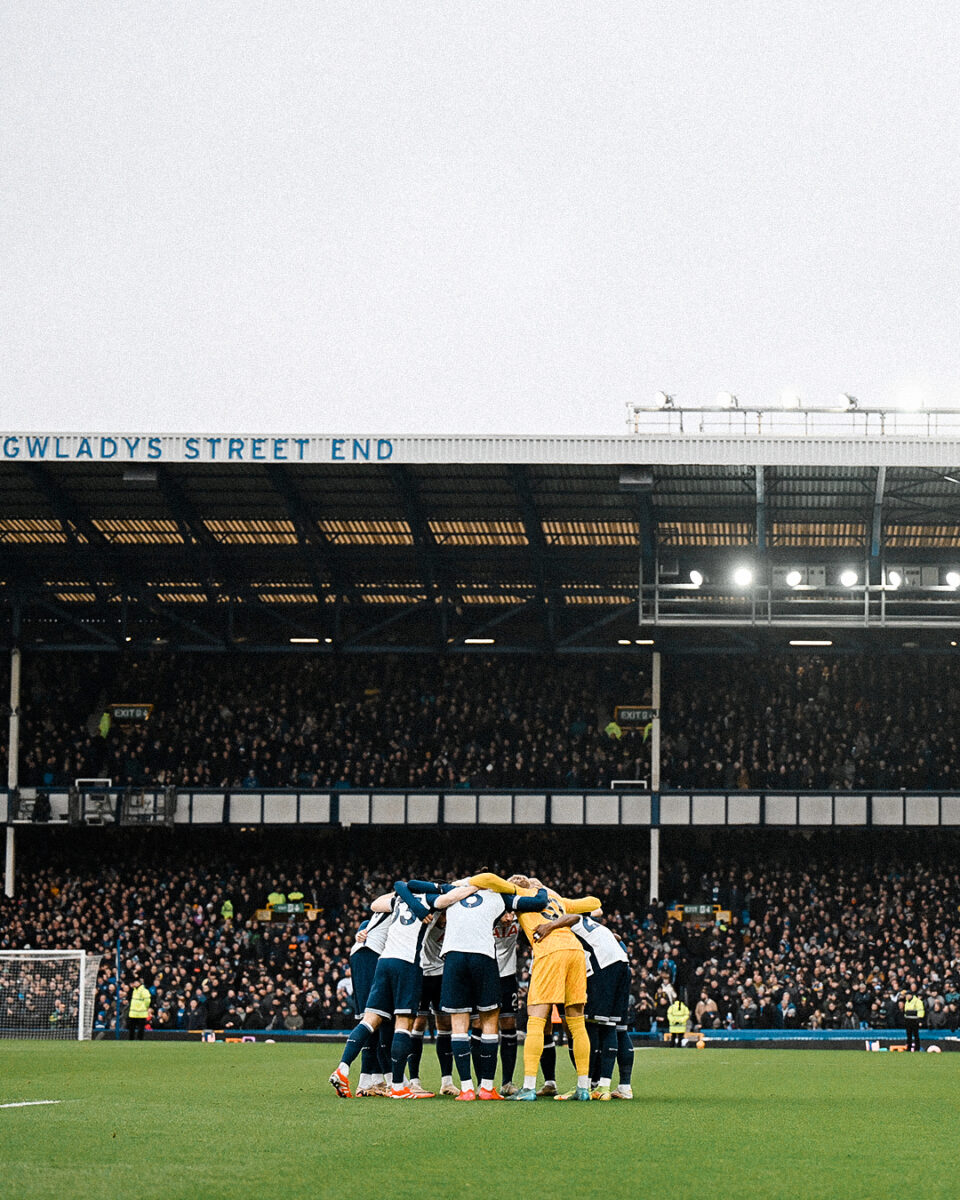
xmin=1 ymin=826 xmax=958 ymax=1036
xmin=3 ymin=650 xmax=960 ymax=791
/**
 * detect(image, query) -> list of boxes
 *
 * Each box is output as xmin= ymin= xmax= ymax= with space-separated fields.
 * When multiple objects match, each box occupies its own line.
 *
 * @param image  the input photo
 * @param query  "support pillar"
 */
xmin=5 ymin=646 xmax=21 ymax=898
xmin=650 ymin=650 xmax=661 ymax=905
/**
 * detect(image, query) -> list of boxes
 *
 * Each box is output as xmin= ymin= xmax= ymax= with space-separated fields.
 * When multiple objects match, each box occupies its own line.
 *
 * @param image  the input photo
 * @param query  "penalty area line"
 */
xmin=0 ymin=1100 xmax=63 ymax=1110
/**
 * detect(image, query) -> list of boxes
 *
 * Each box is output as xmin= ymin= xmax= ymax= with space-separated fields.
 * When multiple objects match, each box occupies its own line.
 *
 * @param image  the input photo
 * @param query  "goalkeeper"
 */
xmin=469 ymin=872 xmax=600 ymax=1101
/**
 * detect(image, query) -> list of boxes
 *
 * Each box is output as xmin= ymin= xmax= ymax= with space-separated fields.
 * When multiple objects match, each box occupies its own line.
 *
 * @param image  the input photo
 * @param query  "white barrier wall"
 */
xmin=7 ymin=789 xmax=960 ymax=827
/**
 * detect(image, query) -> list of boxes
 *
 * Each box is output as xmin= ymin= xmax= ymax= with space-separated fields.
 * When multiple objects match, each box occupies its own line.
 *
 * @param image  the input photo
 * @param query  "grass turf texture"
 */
xmin=0 ymin=1043 xmax=956 ymax=1200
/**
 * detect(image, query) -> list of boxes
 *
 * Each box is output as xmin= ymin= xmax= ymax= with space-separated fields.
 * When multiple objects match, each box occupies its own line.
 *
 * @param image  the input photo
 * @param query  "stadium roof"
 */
xmin=4 ymin=427 xmax=960 ymax=653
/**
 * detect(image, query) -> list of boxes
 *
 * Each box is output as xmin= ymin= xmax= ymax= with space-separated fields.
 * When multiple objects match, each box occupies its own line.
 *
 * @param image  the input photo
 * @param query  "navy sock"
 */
xmin=452 ymin=1036 xmax=473 ymax=1088
xmin=360 ymin=1043 xmax=379 ymax=1076
xmin=470 ymin=1032 xmax=483 ymax=1082
xmin=391 ymin=1030 xmax=412 ymax=1086
xmin=407 ymin=1031 xmax=424 ymax=1080
xmin=341 ymin=1020 xmax=373 ymax=1068
xmin=500 ymin=1030 xmax=518 ymax=1083
xmin=540 ymin=1034 xmax=557 ymax=1081
xmin=599 ymin=1025 xmax=618 ymax=1082
xmin=617 ymin=1029 xmax=634 ymax=1086
xmin=479 ymin=1034 xmax=499 ymax=1086
xmin=588 ymin=1023 xmax=601 ymax=1083
xmin=378 ymin=1020 xmax=394 ymax=1077
xmin=436 ymin=1032 xmax=453 ymax=1077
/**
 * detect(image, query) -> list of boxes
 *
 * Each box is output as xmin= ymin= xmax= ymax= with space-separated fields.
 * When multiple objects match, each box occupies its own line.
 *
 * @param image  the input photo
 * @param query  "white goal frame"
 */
xmin=0 ymin=949 xmax=102 ymax=1040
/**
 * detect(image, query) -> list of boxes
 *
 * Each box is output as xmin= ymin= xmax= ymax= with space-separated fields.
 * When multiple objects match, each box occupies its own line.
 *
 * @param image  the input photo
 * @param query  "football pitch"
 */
xmin=1 ymin=1041 xmax=956 ymax=1200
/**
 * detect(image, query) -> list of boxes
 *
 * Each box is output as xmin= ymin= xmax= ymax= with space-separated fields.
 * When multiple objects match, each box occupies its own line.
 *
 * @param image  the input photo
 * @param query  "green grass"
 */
xmin=0 ymin=1041 xmax=956 ymax=1200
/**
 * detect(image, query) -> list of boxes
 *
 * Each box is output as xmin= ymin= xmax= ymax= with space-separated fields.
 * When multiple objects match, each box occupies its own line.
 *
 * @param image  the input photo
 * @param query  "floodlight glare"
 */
xmin=839 ymin=393 xmax=859 ymax=411
xmin=946 ymin=571 xmax=960 ymax=589
xmin=886 ymin=570 xmax=902 ymax=589
xmin=654 ymin=391 xmax=675 ymax=409
xmin=840 ymin=569 xmax=859 ymax=587
xmin=780 ymin=390 xmax=801 ymax=409
xmin=898 ymin=387 xmax=924 ymax=412
xmin=733 ymin=566 xmax=753 ymax=587
xmin=717 ymin=391 xmax=738 ymax=408
xmin=785 ymin=570 xmax=803 ymax=588
xmin=689 ymin=570 xmax=703 ymax=587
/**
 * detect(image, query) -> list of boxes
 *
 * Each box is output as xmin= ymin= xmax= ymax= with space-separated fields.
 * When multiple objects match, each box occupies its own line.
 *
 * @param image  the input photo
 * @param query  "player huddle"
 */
xmin=329 ymin=871 xmax=634 ymax=1101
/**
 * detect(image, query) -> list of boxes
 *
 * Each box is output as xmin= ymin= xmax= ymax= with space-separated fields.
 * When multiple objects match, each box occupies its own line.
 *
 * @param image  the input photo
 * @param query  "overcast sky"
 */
xmin=3 ymin=2 xmax=959 ymax=437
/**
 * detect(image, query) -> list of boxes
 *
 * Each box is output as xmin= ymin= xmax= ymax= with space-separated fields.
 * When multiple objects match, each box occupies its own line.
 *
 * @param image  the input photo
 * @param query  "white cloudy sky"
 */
xmin=2 ymin=2 xmax=959 ymax=436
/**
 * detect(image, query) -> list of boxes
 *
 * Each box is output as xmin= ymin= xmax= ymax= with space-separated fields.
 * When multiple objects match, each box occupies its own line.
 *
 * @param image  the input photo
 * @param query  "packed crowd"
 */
xmin=1 ymin=828 xmax=958 ymax=1035
xmin=3 ymin=651 xmax=960 ymax=794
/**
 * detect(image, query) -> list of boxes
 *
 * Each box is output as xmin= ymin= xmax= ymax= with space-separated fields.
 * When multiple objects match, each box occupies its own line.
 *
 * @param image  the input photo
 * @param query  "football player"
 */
xmin=329 ymin=879 xmax=476 ymax=1099
xmin=440 ymin=880 xmax=550 ymax=1100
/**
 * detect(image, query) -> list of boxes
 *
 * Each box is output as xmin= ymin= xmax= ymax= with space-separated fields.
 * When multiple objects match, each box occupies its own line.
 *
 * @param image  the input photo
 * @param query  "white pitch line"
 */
xmin=0 ymin=1100 xmax=62 ymax=1109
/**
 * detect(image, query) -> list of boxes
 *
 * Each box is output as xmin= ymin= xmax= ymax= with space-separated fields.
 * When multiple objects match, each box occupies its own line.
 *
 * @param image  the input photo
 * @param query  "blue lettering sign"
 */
xmin=27 ymin=437 xmax=48 ymax=459
xmin=100 ymin=437 xmax=117 ymax=459
xmin=3 ymin=436 xmax=19 ymax=458
xmin=147 ymin=437 xmax=162 ymax=460
xmin=185 ymin=437 xmax=199 ymax=460
xmin=251 ymin=437 xmax=265 ymax=460
xmin=273 ymin=438 xmax=288 ymax=460
xmin=377 ymin=439 xmax=393 ymax=460
xmin=123 ymin=437 xmax=141 ymax=458
xmin=353 ymin=439 xmax=370 ymax=461
xmin=228 ymin=438 xmax=244 ymax=461
xmin=77 ymin=438 xmax=92 ymax=458
xmin=332 ymin=439 xmax=345 ymax=460
xmin=205 ymin=438 xmax=222 ymax=460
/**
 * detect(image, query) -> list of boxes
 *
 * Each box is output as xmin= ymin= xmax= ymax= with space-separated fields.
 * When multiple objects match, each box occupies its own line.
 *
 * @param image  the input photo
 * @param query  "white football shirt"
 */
xmin=440 ymin=890 xmax=509 ymax=960
xmin=572 ymin=916 xmax=628 ymax=972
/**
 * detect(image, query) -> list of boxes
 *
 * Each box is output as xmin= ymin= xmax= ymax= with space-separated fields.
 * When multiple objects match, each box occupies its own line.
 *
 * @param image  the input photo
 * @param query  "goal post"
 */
xmin=0 ymin=950 xmax=103 ymax=1040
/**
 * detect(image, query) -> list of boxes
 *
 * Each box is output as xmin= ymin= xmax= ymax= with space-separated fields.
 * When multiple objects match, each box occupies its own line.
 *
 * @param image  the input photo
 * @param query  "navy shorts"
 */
xmin=441 ymin=951 xmax=501 ymax=1014
xmin=366 ymin=957 xmax=423 ymax=1018
xmin=499 ymin=974 xmax=519 ymax=1017
xmin=350 ymin=947 xmax=379 ymax=1013
xmin=587 ymin=961 xmax=630 ymax=1026
xmin=418 ymin=974 xmax=443 ymax=1016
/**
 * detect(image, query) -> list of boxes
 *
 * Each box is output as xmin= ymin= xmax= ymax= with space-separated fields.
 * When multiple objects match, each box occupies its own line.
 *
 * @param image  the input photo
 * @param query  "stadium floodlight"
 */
xmin=785 ymin=569 xmax=803 ymax=588
xmin=689 ymin=569 xmax=703 ymax=587
xmin=840 ymin=569 xmax=859 ymax=588
xmin=839 ymin=393 xmax=859 ymax=411
xmin=464 ymin=637 xmax=495 ymax=644
xmin=289 ymin=637 xmax=320 ymax=644
xmin=780 ymin=389 xmax=801 ymax=409
xmin=886 ymin=570 xmax=902 ymax=589
xmin=654 ymin=391 xmax=675 ymax=409
xmin=617 ymin=639 xmax=631 ymax=645
xmin=789 ymin=639 xmax=833 ymax=647
xmin=717 ymin=391 xmax=738 ymax=408
xmin=946 ymin=571 xmax=960 ymax=589
xmin=732 ymin=566 xmax=753 ymax=587
xmin=635 ymin=639 xmax=655 ymax=645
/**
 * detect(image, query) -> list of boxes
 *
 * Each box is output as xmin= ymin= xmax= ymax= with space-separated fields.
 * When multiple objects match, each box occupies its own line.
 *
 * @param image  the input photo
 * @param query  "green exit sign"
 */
xmin=614 ymin=705 xmax=658 ymax=726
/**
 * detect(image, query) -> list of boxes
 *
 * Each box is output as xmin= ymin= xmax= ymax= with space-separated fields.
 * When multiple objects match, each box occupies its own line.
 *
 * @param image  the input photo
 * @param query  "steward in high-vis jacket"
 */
xmin=904 ymin=985 xmax=925 ymax=1052
xmin=128 ymin=979 xmax=152 ymax=1041
xmin=667 ymin=999 xmax=691 ymax=1046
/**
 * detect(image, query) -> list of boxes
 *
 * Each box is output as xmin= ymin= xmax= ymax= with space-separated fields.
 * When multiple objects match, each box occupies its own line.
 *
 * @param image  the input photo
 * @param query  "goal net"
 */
xmin=0 ymin=950 xmax=103 ymax=1040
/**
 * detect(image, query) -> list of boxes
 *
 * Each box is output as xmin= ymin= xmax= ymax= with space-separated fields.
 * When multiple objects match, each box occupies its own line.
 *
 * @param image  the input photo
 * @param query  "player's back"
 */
xmin=572 ymin=915 xmax=628 ymax=970
xmin=441 ymin=889 xmax=506 ymax=959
